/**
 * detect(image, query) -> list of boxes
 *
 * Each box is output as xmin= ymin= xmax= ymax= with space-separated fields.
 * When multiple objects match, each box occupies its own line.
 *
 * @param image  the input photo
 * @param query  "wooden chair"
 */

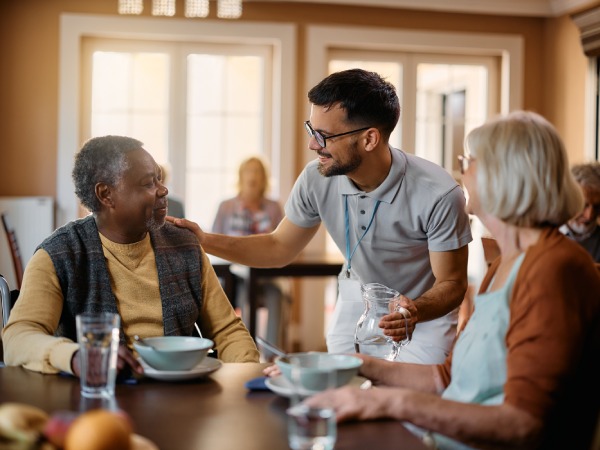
xmin=481 ymin=236 xmax=501 ymax=267
xmin=1 ymin=213 xmax=24 ymax=289
xmin=0 ymin=273 xmax=19 ymax=365
xmin=0 ymin=274 xmax=12 ymax=329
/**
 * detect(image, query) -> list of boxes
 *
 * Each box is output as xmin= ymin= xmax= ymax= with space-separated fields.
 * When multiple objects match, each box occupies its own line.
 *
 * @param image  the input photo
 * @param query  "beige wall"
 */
xmin=543 ymin=14 xmax=590 ymax=164
xmin=0 ymin=0 xmax=592 ymax=199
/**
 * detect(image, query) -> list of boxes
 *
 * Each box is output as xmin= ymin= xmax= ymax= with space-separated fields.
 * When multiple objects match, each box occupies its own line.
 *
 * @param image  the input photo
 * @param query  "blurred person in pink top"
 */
xmin=212 ymin=157 xmax=288 ymax=350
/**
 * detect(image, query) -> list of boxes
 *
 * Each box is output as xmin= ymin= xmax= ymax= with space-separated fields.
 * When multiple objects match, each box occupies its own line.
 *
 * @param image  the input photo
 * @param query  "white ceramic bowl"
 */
xmin=275 ymin=352 xmax=363 ymax=392
xmin=133 ymin=336 xmax=214 ymax=371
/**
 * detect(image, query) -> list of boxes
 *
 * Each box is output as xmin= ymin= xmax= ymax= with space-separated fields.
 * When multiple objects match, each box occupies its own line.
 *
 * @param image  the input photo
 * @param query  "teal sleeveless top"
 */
xmin=431 ymin=253 xmax=526 ymax=450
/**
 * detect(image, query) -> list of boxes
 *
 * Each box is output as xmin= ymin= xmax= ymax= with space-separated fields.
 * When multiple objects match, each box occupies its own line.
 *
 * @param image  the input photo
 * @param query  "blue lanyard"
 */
xmin=344 ymin=195 xmax=381 ymax=277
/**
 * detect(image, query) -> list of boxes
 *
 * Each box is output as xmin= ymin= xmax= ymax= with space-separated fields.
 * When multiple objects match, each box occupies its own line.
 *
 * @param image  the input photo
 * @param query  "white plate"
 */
xmin=265 ymin=375 xmax=368 ymax=398
xmin=140 ymin=357 xmax=222 ymax=381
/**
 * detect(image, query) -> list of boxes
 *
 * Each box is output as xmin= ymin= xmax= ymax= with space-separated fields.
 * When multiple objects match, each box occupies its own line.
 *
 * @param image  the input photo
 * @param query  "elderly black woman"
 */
xmin=304 ymin=111 xmax=600 ymax=450
xmin=2 ymin=135 xmax=259 ymax=378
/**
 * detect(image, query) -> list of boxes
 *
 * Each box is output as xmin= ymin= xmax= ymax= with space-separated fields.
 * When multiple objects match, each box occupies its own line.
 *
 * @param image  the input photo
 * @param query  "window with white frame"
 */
xmin=57 ymin=14 xmax=296 ymax=229
xmin=82 ymin=38 xmax=274 ymax=230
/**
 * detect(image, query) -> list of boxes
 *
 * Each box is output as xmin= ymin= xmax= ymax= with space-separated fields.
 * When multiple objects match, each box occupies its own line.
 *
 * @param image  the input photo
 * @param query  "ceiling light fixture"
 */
xmin=185 ymin=0 xmax=210 ymax=18
xmin=118 ymin=0 xmax=143 ymax=14
xmin=118 ymin=0 xmax=243 ymax=19
xmin=152 ymin=0 xmax=176 ymax=16
xmin=217 ymin=0 xmax=243 ymax=19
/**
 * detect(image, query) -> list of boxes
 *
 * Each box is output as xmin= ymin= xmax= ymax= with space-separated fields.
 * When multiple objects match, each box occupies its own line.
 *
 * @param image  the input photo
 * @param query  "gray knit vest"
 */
xmin=38 ymin=215 xmax=203 ymax=341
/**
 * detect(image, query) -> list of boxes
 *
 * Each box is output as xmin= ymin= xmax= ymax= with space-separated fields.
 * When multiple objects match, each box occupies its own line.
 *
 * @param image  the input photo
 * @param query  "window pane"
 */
xmin=86 ymin=41 xmax=273 ymax=232
xmin=416 ymin=63 xmax=488 ymax=177
xmin=91 ymin=51 xmax=170 ymax=164
xmin=186 ymin=54 xmax=265 ymax=229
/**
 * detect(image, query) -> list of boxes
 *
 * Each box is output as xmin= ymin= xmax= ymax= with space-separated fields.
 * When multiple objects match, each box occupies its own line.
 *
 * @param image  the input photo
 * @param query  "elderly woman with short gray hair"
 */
xmin=305 ymin=111 xmax=600 ymax=450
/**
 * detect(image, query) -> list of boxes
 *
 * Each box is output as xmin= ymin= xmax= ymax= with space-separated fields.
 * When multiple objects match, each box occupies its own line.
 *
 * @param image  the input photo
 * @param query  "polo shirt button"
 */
xmin=360 ymin=210 xmax=365 ymax=214
xmin=361 ymin=226 xmax=366 ymax=230
xmin=360 ymin=195 xmax=366 ymax=198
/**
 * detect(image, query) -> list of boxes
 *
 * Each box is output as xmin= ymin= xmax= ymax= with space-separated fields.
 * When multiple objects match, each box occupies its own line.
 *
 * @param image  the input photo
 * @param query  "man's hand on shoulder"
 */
xmin=166 ymin=216 xmax=205 ymax=243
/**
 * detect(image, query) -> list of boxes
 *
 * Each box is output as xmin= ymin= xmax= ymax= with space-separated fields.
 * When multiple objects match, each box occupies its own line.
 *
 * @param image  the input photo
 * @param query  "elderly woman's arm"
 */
xmin=305 ymin=386 xmax=541 ymax=449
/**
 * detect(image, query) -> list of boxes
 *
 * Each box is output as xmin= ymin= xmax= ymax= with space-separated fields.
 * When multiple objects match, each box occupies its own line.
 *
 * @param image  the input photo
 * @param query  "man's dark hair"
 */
xmin=72 ymin=135 xmax=143 ymax=213
xmin=307 ymin=68 xmax=400 ymax=141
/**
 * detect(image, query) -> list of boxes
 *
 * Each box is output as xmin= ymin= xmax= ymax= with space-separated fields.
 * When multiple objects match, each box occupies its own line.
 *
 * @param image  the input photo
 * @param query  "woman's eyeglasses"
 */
xmin=457 ymin=154 xmax=476 ymax=175
xmin=304 ymin=121 xmax=371 ymax=148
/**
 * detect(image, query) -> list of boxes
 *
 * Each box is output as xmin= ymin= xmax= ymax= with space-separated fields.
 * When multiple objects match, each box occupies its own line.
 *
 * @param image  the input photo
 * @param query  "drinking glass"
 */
xmin=354 ymin=283 xmax=411 ymax=361
xmin=286 ymin=356 xmax=337 ymax=450
xmin=76 ymin=312 xmax=120 ymax=398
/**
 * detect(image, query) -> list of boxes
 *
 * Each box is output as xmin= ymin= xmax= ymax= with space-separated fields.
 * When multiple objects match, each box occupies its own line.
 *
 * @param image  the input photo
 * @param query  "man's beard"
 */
xmin=317 ymin=142 xmax=362 ymax=177
xmin=567 ymin=219 xmax=598 ymax=240
xmin=146 ymin=215 xmax=166 ymax=232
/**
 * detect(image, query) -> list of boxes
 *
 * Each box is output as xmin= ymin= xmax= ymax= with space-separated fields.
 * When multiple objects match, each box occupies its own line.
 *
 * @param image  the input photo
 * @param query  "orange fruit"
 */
xmin=64 ymin=409 xmax=132 ymax=450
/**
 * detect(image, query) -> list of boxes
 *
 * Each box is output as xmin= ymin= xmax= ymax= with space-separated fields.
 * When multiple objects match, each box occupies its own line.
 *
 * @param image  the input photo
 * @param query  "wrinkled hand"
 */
xmin=71 ymin=344 xmax=143 ymax=378
xmin=303 ymin=385 xmax=392 ymax=423
xmin=379 ymin=295 xmax=417 ymax=343
xmin=165 ymin=216 xmax=205 ymax=243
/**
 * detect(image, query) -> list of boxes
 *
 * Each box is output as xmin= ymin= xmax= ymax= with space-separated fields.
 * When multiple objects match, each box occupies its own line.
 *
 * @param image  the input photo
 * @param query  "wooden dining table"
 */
xmin=0 ymin=363 xmax=429 ymax=450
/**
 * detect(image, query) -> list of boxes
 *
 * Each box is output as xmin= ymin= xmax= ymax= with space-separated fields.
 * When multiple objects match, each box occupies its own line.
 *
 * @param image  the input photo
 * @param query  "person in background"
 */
xmin=159 ymin=163 xmax=185 ymax=219
xmin=304 ymin=111 xmax=600 ymax=449
xmin=212 ymin=157 xmax=284 ymax=236
xmin=212 ymin=156 xmax=288 ymax=349
xmin=2 ymin=135 xmax=259 ymax=378
xmin=170 ymin=68 xmax=472 ymax=364
xmin=560 ymin=161 xmax=600 ymax=262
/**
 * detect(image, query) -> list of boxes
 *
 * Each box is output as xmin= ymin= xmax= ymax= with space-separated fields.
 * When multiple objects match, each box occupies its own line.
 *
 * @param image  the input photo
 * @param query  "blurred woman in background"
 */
xmin=212 ymin=157 xmax=288 ymax=350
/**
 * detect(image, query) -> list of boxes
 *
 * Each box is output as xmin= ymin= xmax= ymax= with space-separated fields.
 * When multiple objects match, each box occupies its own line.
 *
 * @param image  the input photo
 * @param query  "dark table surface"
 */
xmin=0 ymin=363 xmax=429 ymax=450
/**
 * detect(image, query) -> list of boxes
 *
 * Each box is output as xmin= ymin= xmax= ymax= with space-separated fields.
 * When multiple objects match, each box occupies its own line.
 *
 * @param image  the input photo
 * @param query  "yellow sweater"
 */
xmin=2 ymin=233 xmax=259 ymax=374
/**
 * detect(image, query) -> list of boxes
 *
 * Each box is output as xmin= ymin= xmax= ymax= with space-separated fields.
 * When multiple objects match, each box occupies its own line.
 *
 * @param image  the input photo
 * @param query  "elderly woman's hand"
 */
xmin=379 ymin=295 xmax=417 ymax=343
xmin=303 ymin=385 xmax=397 ymax=423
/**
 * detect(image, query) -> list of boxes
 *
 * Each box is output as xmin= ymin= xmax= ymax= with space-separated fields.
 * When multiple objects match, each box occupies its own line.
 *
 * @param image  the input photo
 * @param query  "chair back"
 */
xmin=481 ymin=236 xmax=501 ymax=267
xmin=1 ymin=213 xmax=24 ymax=288
xmin=0 ymin=274 xmax=15 ymax=329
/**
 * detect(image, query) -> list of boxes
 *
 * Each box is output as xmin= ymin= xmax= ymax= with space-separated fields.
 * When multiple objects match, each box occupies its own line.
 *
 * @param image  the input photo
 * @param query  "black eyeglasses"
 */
xmin=457 ymin=154 xmax=476 ymax=175
xmin=304 ymin=121 xmax=371 ymax=148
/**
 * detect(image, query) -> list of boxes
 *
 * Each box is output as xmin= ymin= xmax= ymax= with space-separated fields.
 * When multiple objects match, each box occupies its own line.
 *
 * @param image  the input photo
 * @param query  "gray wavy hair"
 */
xmin=465 ymin=110 xmax=583 ymax=227
xmin=571 ymin=161 xmax=600 ymax=191
xmin=72 ymin=135 xmax=143 ymax=213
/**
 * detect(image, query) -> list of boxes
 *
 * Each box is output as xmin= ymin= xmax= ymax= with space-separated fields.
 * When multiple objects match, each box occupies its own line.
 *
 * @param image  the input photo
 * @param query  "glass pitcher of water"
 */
xmin=354 ymin=283 xmax=410 ymax=361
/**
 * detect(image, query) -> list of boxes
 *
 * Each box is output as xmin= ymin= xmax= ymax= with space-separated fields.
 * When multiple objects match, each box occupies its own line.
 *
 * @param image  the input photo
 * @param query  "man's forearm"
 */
xmin=414 ymin=279 xmax=467 ymax=323
xmin=202 ymin=232 xmax=296 ymax=267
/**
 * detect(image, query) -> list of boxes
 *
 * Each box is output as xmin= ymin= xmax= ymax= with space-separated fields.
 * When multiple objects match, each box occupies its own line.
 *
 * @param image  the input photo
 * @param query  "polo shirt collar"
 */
xmin=338 ymin=146 xmax=406 ymax=204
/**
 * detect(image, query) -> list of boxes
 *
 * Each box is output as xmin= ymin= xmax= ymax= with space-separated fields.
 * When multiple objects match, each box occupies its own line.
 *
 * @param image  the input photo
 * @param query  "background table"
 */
xmin=230 ymin=255 xmax=344 ymax=339
xmin=0 ymin=364 xmax=428 ymax=450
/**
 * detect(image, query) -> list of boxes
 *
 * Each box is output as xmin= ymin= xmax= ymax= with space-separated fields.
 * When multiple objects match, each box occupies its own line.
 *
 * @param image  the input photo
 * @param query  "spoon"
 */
xmin=134 ymin=335 xmax=157 ymax=350
xmin=256 ymin=336 xmax=288 ymax=360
